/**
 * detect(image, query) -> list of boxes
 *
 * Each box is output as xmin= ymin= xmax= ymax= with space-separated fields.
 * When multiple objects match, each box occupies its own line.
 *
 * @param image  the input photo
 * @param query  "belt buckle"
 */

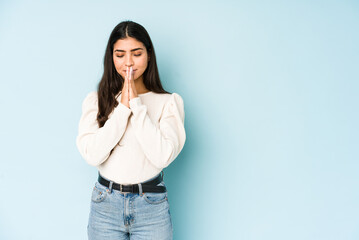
xmin=120 ymin=184 xmax=127 ymax=193
xmin=120 ymin=184 xmax=133 ymax=193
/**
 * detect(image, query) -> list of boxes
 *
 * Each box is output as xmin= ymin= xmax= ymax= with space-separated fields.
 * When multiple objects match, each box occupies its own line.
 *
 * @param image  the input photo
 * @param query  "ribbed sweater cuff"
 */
xmin=129 ymin=97 xmax=142 ymax=109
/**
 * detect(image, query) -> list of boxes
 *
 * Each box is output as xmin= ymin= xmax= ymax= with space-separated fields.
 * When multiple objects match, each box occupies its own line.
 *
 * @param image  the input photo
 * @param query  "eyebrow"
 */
xmin=114 ymin=48 xmax=144 ymax=52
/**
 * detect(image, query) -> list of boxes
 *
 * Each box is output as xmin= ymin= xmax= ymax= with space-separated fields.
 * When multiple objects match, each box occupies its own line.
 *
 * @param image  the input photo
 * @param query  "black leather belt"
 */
xmin=97 ymin=171 xmax=167 ymax=193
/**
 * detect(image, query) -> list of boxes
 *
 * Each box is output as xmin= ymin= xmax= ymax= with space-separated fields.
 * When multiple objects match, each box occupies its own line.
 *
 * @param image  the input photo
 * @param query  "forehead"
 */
xmin=113 ymin=37 xmax=145 ymax=50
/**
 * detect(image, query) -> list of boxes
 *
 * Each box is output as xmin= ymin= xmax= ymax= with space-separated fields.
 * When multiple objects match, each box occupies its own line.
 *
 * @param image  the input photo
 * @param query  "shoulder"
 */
xmin=81 ymin=91 xmax=98 ymax=109
xmin=85 ymin=91 xmax=98 ymax=101
xmin=148 ymin=92 xmax=184 ymax=107
xmin=167 ymin=92 xmax=184 ymax=107
xmin=160 ymin=93 xmax=185 ymax=116
xmin=161 ymin=93 xmax=185 ymax=120
xmin=150 ymin=92 xmax=183 ymax=102
xmin=170 ymin=92 xmax=184 ymax=105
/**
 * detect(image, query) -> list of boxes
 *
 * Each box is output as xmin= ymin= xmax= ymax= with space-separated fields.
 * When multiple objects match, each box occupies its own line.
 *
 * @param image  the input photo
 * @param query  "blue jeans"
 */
xmin=87 ymin=173 xmax=173 ymax=240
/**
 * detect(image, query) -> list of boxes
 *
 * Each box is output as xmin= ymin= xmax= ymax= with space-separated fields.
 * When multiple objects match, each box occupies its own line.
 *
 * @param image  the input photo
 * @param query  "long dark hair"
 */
xmin=97 ymin=20 xmax=170 ymax=127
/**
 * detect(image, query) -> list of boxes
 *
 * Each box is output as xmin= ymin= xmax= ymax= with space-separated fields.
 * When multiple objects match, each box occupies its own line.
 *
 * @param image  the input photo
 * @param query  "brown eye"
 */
xmin=116 ymin=55 xmax=124 ymax=58
xmin=134 ymin=53 xmax=142 ymax=57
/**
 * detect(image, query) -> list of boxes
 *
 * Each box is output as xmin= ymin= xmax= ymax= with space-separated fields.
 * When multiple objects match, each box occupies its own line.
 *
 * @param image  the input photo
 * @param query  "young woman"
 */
xmin=76 ymin=20 xmax=186 ymax=240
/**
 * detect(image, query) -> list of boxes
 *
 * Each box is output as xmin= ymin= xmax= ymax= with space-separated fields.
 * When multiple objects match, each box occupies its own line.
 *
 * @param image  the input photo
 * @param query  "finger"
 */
xmin=130 ymin=76 xmax=135 ymax=98
xmin=127 ymin=67 xmax=131 ymax=88
xmin=127 ymin=71 xmax=131 ymax=99
xmin=130 ymin=66 xmax=133 ymax=81
xmin=128 ymin=74 xmax=132 ymax=95
xmin=122 ymin=77 xmax=127 ymax=96
xmin=125 ymin=68 xmax=131 ymax=86
xmin=124 ymin=72 xmax=128 ymax=86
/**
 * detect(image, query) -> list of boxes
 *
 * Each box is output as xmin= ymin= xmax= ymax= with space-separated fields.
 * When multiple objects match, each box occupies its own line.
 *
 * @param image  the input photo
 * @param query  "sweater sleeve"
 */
xmin=129 ymin=93 xmax=186 ymax=169
xmin=76 ymin=91 xmax=132 ymax=166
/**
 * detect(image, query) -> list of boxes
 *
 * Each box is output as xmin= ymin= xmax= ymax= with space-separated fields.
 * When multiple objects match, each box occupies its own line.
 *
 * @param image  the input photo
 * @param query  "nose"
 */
xmin=125 ymin=55 xmax=134 ymax=67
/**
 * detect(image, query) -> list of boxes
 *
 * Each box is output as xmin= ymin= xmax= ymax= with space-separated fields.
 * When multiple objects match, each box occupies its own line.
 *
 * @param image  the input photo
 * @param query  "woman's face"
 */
xmin=112 ymin=37 xmax=149 ymax=82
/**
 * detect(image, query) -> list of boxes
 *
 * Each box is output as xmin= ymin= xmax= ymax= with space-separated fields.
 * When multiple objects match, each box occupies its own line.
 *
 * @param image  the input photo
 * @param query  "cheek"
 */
xmin=138 ymin=58 xmax=148 ymax=71
xmin=113 ymin=58 xmax=125 ymax=78
xmin=113 ymin=58 xmax=125 ymax=74
xmin=113 ymin=57 xmax=121 ymax=68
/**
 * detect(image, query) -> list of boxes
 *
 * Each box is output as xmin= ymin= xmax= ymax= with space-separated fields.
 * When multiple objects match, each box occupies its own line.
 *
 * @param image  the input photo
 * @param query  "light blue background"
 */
xmin=0 ymin=0 xmax=358 ymax=239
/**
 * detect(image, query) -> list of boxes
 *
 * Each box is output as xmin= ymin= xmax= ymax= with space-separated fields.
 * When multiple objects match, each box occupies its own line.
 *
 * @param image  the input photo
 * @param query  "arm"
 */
xmin=76 ymin=91 xmax=132 ymax=166
xmin=129 ymin=93 xmax=186 ymax=169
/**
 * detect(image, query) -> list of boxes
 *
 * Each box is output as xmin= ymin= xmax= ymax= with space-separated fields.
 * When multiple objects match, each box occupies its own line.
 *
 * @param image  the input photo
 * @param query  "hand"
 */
xmin=128 ymin=66 xmax=138 ymax=100
xmin=120 ymin=67 xmax=131 ymax=108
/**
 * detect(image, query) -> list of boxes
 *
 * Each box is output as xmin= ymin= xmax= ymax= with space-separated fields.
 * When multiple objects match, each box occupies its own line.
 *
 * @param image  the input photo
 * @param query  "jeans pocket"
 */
xmin=143 ymin=191 xmax=168 ymax=205
xmin=91 ymin=182 xmax=108 ymax=203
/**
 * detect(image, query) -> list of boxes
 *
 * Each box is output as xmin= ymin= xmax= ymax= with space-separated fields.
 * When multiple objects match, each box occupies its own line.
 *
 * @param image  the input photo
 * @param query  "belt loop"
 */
xmin=138 ymin=183 xmax=143 ymax=196
xmin=161 ymin=170 xmax=164 ymax=181
xmin=109 ymin=181 xmax=113 ymax=194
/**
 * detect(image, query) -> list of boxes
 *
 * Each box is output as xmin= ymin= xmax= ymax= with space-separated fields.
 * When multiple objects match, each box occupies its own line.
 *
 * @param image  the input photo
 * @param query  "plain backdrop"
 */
xmin=0 ymin=0 xmax=358 ymax=239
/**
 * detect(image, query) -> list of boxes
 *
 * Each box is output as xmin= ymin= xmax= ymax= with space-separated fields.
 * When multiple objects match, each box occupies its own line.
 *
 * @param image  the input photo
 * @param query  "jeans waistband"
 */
xmin=97 ymin=171 xmax=166 ymax=194
xmin=98 ymin=171 xmax=164 ymax=185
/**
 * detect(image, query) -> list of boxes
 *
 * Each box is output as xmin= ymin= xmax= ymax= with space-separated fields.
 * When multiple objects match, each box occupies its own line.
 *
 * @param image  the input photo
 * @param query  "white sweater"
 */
xmin=76 ymin=91 xmax=186 ymax=184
